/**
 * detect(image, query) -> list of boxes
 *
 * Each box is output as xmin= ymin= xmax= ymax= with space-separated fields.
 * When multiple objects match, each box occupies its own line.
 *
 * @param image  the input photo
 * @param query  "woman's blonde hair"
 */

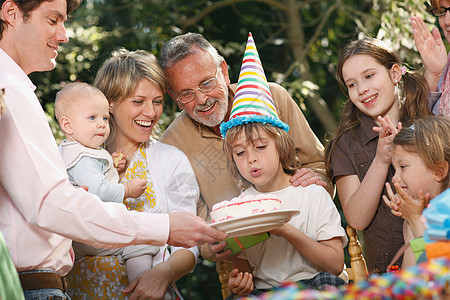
xmin=94 ymin=48 xmax=166 ymax=103
xmin=393 ymin=115 xmax=450 ymax=190
xmin=224 ymin=122 xmax=301 ymax=185
xmin=94 ymin=48 xmax=167 ymax=141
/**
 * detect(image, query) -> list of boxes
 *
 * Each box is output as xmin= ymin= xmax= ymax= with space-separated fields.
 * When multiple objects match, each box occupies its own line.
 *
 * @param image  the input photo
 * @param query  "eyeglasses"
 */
xmin=175 ymin=69 xmax=220 ymax=104
xmin=425 ymin=2 xmax=450 ymax=17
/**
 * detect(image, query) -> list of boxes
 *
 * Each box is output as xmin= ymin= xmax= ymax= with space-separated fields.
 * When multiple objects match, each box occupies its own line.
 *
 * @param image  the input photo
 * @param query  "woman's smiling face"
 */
xmin=110 ymin=78 xmax=164 ymax=144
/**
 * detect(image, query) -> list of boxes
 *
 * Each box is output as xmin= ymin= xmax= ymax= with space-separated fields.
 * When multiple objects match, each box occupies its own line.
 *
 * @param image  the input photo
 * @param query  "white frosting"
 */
xmin=211 ymin=194 xmax=281 ymax=223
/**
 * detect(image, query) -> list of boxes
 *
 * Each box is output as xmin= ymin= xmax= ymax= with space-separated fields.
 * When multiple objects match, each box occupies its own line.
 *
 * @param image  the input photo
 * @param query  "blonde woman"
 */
xmin=67 ymin=49 xmax=201 ymax=300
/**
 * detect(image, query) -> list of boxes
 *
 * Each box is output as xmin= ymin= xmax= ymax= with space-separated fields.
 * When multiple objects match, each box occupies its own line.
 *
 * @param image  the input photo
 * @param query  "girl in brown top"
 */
xmin=325 ymin=37 xmax=431 ymax=273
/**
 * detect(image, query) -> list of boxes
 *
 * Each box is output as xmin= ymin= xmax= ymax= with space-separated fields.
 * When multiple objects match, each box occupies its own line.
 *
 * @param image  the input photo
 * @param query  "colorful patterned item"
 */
xmin=239 ymin=257 xmax=450 ymax=299
xmin=220 ymin=33 xmax=289 ymax=138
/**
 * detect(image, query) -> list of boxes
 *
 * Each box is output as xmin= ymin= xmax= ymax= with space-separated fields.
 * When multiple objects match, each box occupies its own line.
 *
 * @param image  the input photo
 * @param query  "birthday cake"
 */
xmin=211 ymin=194 xmax=281 ymax=223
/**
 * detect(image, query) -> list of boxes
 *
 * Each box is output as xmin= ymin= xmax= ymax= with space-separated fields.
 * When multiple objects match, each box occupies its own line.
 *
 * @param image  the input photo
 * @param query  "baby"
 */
xmin=55 ymin=82 xmax=159 ymax=282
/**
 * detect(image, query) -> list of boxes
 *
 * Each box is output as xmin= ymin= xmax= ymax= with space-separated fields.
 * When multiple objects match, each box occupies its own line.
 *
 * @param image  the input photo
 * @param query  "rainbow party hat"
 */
xmin=220 ymin=32 xmax=289 ymax=138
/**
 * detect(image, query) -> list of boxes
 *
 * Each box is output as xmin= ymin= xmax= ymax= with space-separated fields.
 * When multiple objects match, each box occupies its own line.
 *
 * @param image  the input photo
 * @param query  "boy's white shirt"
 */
xmin=239 ymin=184 xmax=347 ymax=289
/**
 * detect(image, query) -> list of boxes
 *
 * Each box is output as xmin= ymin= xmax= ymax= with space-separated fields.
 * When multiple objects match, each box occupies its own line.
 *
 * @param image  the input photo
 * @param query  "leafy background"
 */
xmin=33 ymin=1 xmax=443 ymax=298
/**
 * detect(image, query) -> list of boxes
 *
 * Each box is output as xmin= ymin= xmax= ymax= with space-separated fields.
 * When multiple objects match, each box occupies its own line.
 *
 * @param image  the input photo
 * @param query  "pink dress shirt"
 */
xmin=0 ymin=49 xmax=169 ymax=275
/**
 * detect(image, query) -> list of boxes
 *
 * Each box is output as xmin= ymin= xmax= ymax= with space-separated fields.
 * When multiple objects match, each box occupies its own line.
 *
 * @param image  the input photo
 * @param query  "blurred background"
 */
xmin=36 ymin=1 xmax=443 ymax=298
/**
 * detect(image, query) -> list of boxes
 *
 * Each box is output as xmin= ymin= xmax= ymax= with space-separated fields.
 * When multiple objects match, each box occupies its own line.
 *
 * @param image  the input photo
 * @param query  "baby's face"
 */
xmin=69 ymin=94 xmax=110 ymax=149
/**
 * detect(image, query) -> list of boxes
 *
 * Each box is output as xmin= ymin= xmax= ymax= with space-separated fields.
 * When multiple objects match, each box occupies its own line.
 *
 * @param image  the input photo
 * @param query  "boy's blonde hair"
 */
xmin=393 ymin=115 xmax=450 ymax=190
xmin=224 ymin=122 xmax=301 ymax=185
xmin=55 ymin=82 xmax=106 ymax=133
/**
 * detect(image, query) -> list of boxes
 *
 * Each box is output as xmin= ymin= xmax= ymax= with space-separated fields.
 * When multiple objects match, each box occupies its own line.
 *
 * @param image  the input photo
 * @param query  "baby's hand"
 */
xmin=124 ymin=178 xmax=147 ymax=198
xmin=228 ymin=268 xmax=254 ymax=296
xmin=112 ymin=150 xmax=125 ymax=170
xmin=373 ymin=116 xmax=402 ymax=165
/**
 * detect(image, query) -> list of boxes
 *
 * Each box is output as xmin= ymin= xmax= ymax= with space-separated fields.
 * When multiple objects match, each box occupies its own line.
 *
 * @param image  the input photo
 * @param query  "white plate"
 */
xmin=209 ymin=209 xmax=300 ymax=238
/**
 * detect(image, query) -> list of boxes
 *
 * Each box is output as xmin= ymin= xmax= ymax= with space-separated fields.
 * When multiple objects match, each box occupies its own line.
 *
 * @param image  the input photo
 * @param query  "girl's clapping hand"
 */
xmin=383 ymin=180 xmax=430 ymax=221
xmin=373 ymin=115 xmax=401 ymax=165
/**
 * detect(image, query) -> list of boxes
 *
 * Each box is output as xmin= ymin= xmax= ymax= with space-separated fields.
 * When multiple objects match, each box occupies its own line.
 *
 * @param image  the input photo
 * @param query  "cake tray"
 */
xmin=209 ymin=209 xmax=300 ymax=238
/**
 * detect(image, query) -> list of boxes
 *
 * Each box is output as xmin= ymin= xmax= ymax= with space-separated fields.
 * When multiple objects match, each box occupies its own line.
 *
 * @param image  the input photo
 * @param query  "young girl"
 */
xmin=324 ymin=37 xmax=431 ymax=274
xmin=383 ymin=115 xmax=450 ymax=267
xmin=221 ymin=122 xmax=347 ymax=298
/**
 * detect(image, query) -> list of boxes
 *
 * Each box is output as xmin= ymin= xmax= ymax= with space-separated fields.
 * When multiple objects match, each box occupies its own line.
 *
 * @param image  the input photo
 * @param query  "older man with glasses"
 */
xmin=159 ymin=33 xmax=333 ymax=225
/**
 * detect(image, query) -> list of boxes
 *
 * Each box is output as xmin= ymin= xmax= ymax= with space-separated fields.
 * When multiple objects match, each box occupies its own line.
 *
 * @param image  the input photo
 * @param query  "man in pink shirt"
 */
xmin=0 ymin=1 xmax=227 ymax=299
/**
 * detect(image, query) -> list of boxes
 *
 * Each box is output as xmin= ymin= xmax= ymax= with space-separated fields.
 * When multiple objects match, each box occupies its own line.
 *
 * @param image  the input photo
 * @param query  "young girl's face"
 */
xmin=342 ymin=54 xmax=400 ymax=122
xmin=231 ymin=128 xmax=289 ymax=193
xmin=392 ymin=144 xmax=444 ymax=199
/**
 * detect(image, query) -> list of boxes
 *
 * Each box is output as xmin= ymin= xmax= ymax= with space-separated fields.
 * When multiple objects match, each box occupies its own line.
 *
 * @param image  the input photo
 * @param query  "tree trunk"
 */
xmin=283 ymin=0 xmax=337 ymax=134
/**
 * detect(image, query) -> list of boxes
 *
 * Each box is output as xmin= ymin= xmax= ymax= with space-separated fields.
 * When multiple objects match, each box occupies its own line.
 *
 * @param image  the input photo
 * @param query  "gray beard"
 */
xmin=192 ymin=97 xmax=228 ymax=127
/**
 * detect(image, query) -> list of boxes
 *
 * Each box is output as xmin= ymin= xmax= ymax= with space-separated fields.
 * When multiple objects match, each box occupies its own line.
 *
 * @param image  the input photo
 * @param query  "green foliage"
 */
xmin=45 ymin=102 xmax=65 ymax=145
xmin=376 ymin=0 xmax=438 ymax=68
xmin=177 ymin=258 xmax=222 ymax=300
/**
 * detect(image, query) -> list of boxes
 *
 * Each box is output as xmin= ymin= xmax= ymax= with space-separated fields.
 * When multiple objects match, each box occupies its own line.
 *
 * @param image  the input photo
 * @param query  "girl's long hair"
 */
xmin=325 ymin=37 xmax=431 ymax=180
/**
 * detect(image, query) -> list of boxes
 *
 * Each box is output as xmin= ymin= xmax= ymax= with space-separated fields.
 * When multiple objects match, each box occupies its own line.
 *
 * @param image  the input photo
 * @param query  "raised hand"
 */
xmin=373 ymin=115 xmax=402 ymax=165
xmin=411 ymin=15 xmax=448 ymax=91
xmin=382 ymin=180 xmax=430 ymax=238
xmin=383 ymin=180 xmax=429 ymax=220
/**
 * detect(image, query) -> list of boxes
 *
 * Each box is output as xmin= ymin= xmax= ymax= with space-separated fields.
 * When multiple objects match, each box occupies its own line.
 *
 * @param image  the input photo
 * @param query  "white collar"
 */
xmin=0 ymin=48 xmax=36 ymax=91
